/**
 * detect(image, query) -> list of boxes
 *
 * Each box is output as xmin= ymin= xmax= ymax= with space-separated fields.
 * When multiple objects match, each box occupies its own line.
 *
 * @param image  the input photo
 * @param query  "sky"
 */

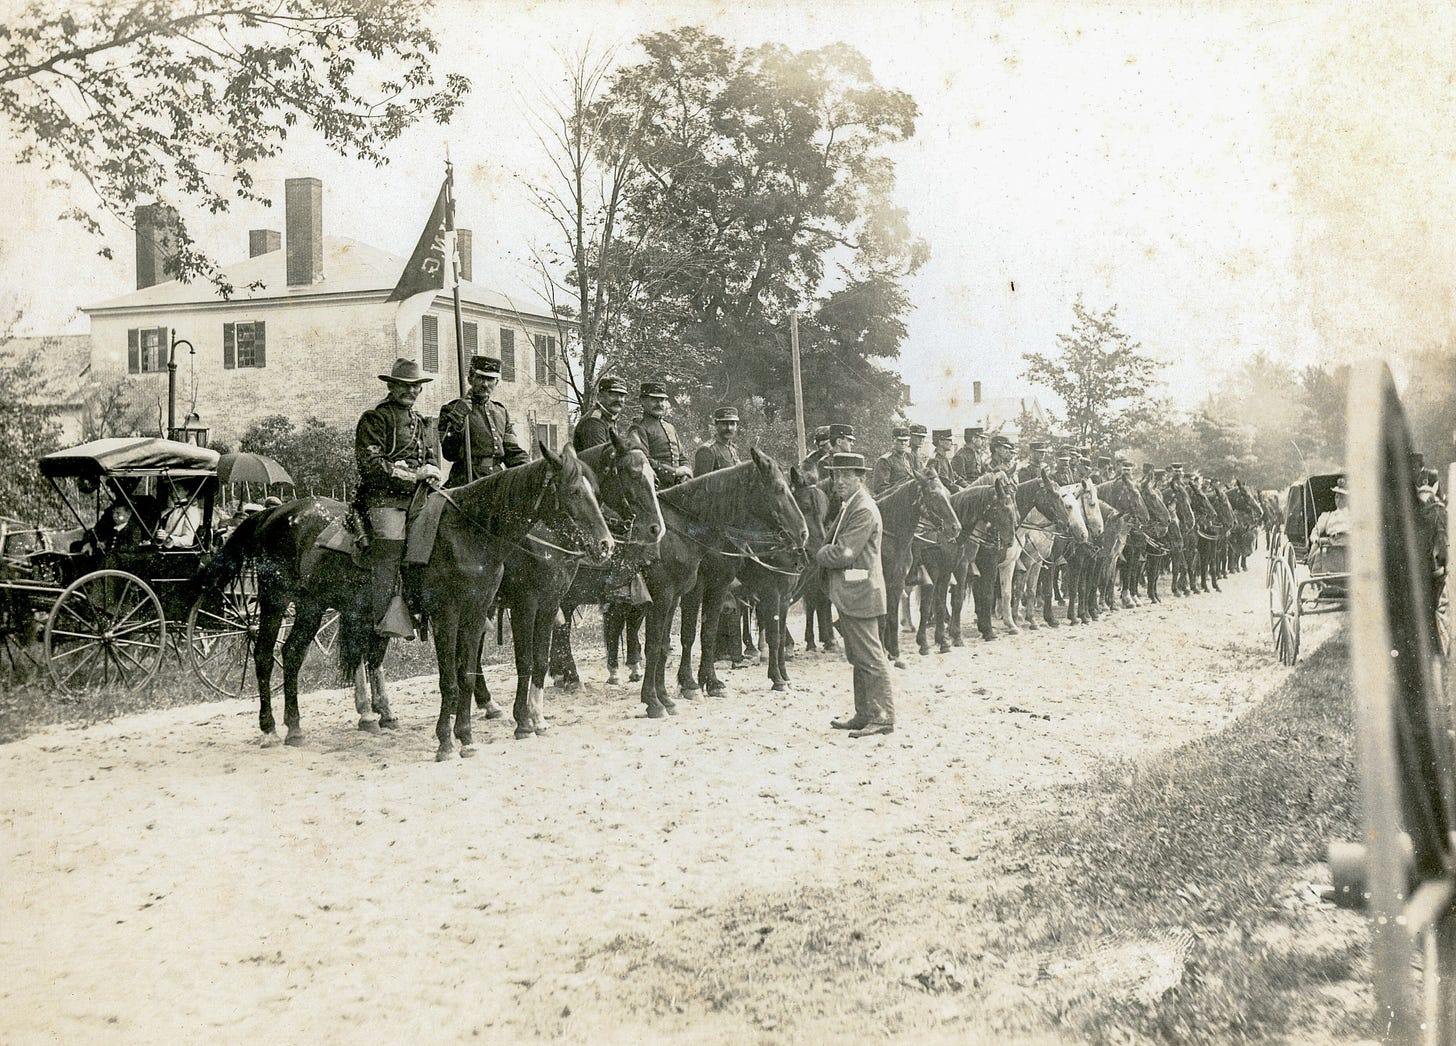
xmin=1 ymin=0 xmax=1451 ymax=415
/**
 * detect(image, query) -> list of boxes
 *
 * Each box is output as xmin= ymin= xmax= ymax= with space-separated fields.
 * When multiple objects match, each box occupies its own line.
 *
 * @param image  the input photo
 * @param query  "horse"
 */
xmin=1257 ymin=489 xmax=1284 ymax=549
xmin=1185 ymin=483 xmax=1224 ymax=592
xmin=914 ymin=474 xmax=1018 ymax=650
xmin=487 ymin=432 xmax=663 ymax=738
xmin=1011 ymin=480 xmax=1086 ymax=630
xmin=1096 ymin=475 xmax=1150 ymax=608
xmin=982 ymin=470 xmax=1074 ymax=635
xmin=732 ymin=467 xmax=829 ymax=691
xmin=877 ymin=471 xmax=960 ymax=668
xmin=425 ymin=447 xmax=614 ymax=760
xmin=641 ymin=451 xmax=808 ymax=718
xmin=1061 ymin=479 xmax=1105 ymax=625
xmin=1138 ymin=479 xmax=1173 ymax=603
xmin=1224 ymin=481 xmax=1260 ymax=570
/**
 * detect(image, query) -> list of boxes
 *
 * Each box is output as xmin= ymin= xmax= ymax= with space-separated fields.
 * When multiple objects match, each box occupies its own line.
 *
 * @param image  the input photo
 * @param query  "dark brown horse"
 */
xmin=426 ymin=446 xmax=613 ymax=760
xmin=643 ymin=451 xmax=808 ymax=718
xmin=877 ymin=471 xmax=959 ymax=668
xmin=1097 ymin=476 xmax=1150 ymax=608
xmin=486 ymin=432 xmax=662 ymax=737
xmin=913 ymin=474 xmax=1018 ymax=652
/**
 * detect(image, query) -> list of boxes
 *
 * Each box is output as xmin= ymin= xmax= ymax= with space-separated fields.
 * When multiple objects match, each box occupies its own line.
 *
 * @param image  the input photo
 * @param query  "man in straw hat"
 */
xmin=355 ymin=358 xmax=443 ymax=638
xmin=816 ymin=452 xmax=895 ymax=738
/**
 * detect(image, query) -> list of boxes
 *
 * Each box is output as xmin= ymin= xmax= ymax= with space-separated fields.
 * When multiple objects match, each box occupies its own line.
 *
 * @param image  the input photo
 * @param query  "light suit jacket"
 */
xmin=814 ymin=485 xmax=886 ymax=617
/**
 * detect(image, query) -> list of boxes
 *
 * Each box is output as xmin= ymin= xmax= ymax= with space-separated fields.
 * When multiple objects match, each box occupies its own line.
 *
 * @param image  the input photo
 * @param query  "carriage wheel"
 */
xmin=1266 ymin=530 xmax=1281 ymax=588
xmin=44 ymin=570 xmax=165 ymax=696
xmin=312 ymin=608 xmax=340 ymax=655
xmin=1345 ymin=362 xmax=1456 ymax=1043
xmin=1269 ymin=553 xmax=1299 ymax=665
xmin=186 ymin=578 xmax=286 ymax=699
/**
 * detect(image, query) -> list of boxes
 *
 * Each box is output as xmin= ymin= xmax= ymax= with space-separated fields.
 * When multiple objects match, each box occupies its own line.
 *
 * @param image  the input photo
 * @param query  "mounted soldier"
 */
xmin=1017 ymin=440 xmax=1050 ymax=483
xmin=907 ymin=423 xmax=929 ymax=471
xmin=952 ymin=426 xmax=985 ymax=482
xmin=927 ymin=429 xmax=964 ymax=491
xmin=988 ymin=433 xmax=1017 ymax=475
xmin=1053 ymin=447 xmax=1076 ymax=486
xmin=573 ymin=374 xmax=629 ymax=452
xmin=799 ymin=425 xmax=833 ymax=482
xmin=628 ymin=380 xmax=693 ymax=488
xmin=355 ymin=358 xmax=443 ymax=638
xmin=694 ymin=406 xmax=742 ymax=476
xmin=439 ymin=355 xmax=528 ymax=487
xmin=872 ymin=425 xmax=916 ymax=495
xmin=829 ymin=422 xmax=857 ymax=455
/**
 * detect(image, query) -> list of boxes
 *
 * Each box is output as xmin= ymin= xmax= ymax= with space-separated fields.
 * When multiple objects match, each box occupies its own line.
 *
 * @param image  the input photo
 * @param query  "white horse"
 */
xmin=1009 ymin=483 xmax=1089 ymax=630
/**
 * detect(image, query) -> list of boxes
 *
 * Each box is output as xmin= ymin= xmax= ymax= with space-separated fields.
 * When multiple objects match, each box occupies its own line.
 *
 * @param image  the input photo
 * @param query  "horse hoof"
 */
xmin=460 ymin=744 xmax=478 ymax=758
xmin=628 ymin=669 xmax=642 ymax=682
xmin=678 ymin=687 xmax=699 ymax=701
xmin=607 ymin=672 xmax=621 ymax=686
xmin=804 ymin=643 xmax=817 ymax=653
xmin=645 ymin=704 xmax=667 ymax=720
xmin=894 ymin=659 xmax=907 ymax=670
xmin=378 ymin=716 xmax=399 ymax=730
xmin=1044 ymin=618 xmax=1059 ymax=629
xmin=980 ymin=633 xmax=996 ymax=643
xmin=534 ymin=726 xmax=548 ymax=736
xmin=358 ymin=718 xmax=381 ymax=735
xmin=917 ymin=646 xmax=930 ymax=657
xmin=706 ymin=685 xmax=727 ymax=698
xmin=951 ymin=636 xmax=965 ymax=648
xmin=260 ymin=731 xmax=282 ymax=748
xmin=662 ymin=701 xmax=678 ymax=716
xmin=555 ymin=679 xmax=581 ymax=694
xmin=772 ymin=682 xmax=788 ymax=692
xmin=483 ymin=705 xmax=504 ymax=721
xmin=514 ymin=726 xmax=533 ymax=739
xmin=284 ymin=730 xmax=305 ymax=747
xmin=435 ymin=747 xmax=452 ymax=762
xmin=937 ymin=642 xmax=951 ymax=654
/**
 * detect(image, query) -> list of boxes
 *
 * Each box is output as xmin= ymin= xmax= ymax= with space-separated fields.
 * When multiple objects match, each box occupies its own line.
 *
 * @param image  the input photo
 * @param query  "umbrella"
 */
xmin=216 ymin=451 xmax=293 ymax=486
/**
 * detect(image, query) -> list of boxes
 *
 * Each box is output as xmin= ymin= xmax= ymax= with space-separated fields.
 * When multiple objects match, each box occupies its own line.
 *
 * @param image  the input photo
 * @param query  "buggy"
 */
xmin=1266 ymin=471 xmax=1348 ymax=665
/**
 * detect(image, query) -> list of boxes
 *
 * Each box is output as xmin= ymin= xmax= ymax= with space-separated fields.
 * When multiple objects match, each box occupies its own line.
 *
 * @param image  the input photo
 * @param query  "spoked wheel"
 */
xmin=44 ymin=570 xmax=165 ymax=696
xmin=1339 ymin=362 xmax=1456 ymax=1044
xmin=1269 ymin=553 xmax=1299 ymax=665
xmin=186 ymin=576 xmax=285 ymax=699
xmin=1266 ymin=530 xmax=1281 ymax=588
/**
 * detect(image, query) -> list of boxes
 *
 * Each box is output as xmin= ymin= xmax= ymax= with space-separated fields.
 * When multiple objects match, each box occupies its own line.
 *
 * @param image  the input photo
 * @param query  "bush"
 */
xmin=238 ymin=414 xmax=355 ymax=499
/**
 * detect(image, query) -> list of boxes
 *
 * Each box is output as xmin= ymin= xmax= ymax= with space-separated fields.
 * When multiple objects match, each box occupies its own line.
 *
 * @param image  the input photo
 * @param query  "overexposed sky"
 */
xmin=2 ymin=0 xmax=1451 ymax=410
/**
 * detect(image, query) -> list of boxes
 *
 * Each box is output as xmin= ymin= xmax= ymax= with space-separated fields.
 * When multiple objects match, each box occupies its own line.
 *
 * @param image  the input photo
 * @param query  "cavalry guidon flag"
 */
xmin=389 ymin=172 xmax=459 ymax=346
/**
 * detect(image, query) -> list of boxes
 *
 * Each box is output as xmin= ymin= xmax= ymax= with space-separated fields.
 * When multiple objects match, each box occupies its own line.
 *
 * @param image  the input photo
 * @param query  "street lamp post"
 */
xmin=167 ymin=335 xmax=194 ymax=439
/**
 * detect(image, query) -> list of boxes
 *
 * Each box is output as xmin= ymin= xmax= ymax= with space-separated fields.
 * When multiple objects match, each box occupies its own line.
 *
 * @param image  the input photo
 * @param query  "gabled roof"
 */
xmin=908 ymin=392 xmax=1046 ymax=435
xmin=82 ymin=236 xmax=554 ymax=321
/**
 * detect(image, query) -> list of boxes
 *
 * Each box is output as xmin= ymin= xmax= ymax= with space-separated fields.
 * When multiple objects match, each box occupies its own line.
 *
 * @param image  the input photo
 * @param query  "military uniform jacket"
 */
xmin=872 ymin=450 xmax=915 ymax=495
xmin=1017 ymin=460 xmax=1047 ymax=484
xmin=693 ymin=439 xmax=740 ymax=476
xmin=356 ymin=399 xmax=431 ymax=505
xmin=952 ymin=447 xmax=983 ymax=483
xmin=628 ymin=415 xmax=688 ymax=485
xmin=928 ymin=451 xmax=963 ymax=491
xmin=440 ymin=395 xmax=528 ymax=487
xmin=572 ymin=406 xmax=621 ymax=452
xmin=814 ymin=486 xmax=886 ymax=618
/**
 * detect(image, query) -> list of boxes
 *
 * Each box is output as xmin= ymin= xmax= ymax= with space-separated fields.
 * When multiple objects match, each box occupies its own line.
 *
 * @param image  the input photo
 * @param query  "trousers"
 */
xmin=837 ymin=613 xmax=894 ymax=725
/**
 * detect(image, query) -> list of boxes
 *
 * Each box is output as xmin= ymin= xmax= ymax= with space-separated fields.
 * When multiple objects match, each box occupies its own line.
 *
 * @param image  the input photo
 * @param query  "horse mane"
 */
xmin=876 ymin=476 xmax=924 ymax=530
xmin=949 ymin=481 xmax=1002 ymax=525
xmin=660 ymin=459 xmax=775 ymax=522
xmin=455 ymin=454 xmax=578 ymax=519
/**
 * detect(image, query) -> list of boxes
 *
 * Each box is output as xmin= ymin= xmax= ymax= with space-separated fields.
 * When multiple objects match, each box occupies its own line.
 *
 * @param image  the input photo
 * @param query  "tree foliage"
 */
xmin=238 ymin=414 xmax=353 ymax=498
xmin=0 ymin=348 xmax=63 ymax=522
xmin=0 ymin=0 xmax=469 ymax=293
xmin=1022 ymin=297 xmax=1162 ymax=449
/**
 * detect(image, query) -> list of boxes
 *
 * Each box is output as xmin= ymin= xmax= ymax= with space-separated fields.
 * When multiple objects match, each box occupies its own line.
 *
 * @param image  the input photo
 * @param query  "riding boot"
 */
xmin=369 ymin=538 xmax=412 ymax=638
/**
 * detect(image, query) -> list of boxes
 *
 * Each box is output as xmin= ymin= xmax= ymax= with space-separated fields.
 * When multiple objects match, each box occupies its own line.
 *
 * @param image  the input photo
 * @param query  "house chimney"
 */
xmin=973 ymin=380 xmax=982 ymax=404
xmin=135 ymin=203 xmax=179 ymax=289
xmin=284 ymin=177 xmax=323 ymax=286
xmin=455 ymin=229 xmax=473 ymax=282
xmin=249 ymin=229 xmax=281 ymax=257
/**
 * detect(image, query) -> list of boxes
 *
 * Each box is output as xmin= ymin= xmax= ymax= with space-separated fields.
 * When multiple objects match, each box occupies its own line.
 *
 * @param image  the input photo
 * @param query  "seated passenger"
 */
xmin=1306 ymin=476 xmax=1349 ymax=576
xmin=156 ymin=482 xmax=203 ymax=549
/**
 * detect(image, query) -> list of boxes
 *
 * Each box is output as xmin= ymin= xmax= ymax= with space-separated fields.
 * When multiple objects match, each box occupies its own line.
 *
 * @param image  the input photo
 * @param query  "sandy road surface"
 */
xmin=0 ymin=567 xmax=1332 ymax=1042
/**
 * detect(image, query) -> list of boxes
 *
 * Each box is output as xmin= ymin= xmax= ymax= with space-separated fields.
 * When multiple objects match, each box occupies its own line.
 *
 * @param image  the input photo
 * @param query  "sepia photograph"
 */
xmin=0 ymin=0 xmax=1452 ymax=1041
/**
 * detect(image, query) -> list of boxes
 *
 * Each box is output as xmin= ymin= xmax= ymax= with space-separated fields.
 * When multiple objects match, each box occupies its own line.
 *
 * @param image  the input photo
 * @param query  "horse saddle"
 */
xmin=313 ymin=491 xmax=448 ymax=568
xmin=315 ymin=514 xmax=369 ymax=568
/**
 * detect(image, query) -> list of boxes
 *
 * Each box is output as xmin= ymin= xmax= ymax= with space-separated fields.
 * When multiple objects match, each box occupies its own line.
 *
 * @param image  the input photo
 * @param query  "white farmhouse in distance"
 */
xmin=81 ymin=178 xmax=572 ymax=450
xmin=907 ymin=379 xmax=1047 ymax=439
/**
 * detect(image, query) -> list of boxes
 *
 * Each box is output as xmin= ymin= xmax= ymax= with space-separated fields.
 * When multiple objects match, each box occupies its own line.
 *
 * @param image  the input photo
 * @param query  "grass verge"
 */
xmin=551 ymin=630 xmax=1371 ymax=1044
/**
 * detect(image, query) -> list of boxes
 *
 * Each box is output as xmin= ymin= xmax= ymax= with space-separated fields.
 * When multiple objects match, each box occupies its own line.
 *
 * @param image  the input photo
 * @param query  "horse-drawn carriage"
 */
xmin=0 ymin=437 xmax=272 ymax=697
xmin=1266 ymin=471 xmax=1348 ymax=665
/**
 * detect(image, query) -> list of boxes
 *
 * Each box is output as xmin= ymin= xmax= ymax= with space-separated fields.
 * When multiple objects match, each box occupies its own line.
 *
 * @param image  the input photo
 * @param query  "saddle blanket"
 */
xmin=313 ymin=491 xmax=449 ymax=567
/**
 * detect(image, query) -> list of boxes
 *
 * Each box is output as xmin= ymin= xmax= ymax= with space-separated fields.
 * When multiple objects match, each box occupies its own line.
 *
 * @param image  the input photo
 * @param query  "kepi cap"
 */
xmin=469 ymin=356 xmax=502 ymax=377
xmin=829 ymin=423 xmax=856 ymax=441
xmin=597 ymin=375 xmax=628 ymax=394
xmin=640 ymin=381 xmax=669 ymax=398
xmin=379 ymin=358 xmax=433 ymax=385
xmin=990 ymin=434 xmax=1015 ymax=451
xmin=892 ymin=426 xmax=910 ymax=438
xmin=813 ymin=425 xmax=832 ymax=443
xmin=932 ymin=428 xmax=953 ymax=441
xmin=908 ymin=423 xmax=928 ymax=437
xmin=964 ymin=426 xmax=984 ymax=439
xmin=713 ymin=406 xmax=740 ymax=423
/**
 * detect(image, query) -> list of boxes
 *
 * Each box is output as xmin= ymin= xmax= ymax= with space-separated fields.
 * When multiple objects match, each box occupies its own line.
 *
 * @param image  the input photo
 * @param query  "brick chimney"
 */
xmin=455 ymin=228 xmax=472 ymax=282
xmin=249 ymin=229 xmax=281 ymax=257
xmin=285 ymin=177 xmax=323 ymax=286
xmin=135 ymin=203 xmax=179 ymax=289
xmin=973 ymin=380 xmax=982 ymax=404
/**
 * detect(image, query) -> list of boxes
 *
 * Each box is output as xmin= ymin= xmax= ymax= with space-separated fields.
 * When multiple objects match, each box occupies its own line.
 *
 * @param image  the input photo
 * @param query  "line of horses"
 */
xmin=201 ymin=437 xmax=1265 ymax=761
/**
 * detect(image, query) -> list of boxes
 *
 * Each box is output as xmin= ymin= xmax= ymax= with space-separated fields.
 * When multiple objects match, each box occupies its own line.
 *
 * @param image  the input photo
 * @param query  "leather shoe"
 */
xmin=831 ymin=716 xmax=868 ymax=731
xmin=849 ymin=722 xmax=894 ymax=738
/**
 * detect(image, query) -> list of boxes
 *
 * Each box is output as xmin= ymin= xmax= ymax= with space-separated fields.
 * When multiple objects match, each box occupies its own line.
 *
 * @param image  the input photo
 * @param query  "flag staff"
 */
xmin=790 ymin=311 xmax=807 ymax=461
xmin=444 ymin=160 xmax=472 ymax=484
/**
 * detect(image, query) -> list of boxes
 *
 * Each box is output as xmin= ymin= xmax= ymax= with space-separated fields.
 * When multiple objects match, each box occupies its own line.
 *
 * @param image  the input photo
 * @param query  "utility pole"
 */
xmin=790 ymin=312 xmax=806 ymax=460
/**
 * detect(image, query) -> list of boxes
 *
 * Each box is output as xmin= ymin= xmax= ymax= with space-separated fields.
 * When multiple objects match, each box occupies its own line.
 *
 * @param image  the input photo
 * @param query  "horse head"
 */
xmin=1033 ymin=466 xmax=1072 ymax=529
xmin=750 ymin=447 xmax=810 ymax=552
xmin=918 ymin=469 xmax=961 ymax=544
xmin=1057 ymin=482 xmax=1090 ymax=544
xmin=600 ymin=428 xmax=664 ymax=549
xmin=989 ymin=471 xmax=1020 ymax=547
xmin=1077 ymin=478 xmax=1105 ymax=538
xmin=540 ymin=442 xmax=615 ymax=563
xmin=789 ymin=464 xmax=831 ymax=559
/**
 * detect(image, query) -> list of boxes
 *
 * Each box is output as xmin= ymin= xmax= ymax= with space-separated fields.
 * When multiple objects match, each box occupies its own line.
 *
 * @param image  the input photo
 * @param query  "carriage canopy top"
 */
xmin=39 ymin=437 xmax=221 ymax=479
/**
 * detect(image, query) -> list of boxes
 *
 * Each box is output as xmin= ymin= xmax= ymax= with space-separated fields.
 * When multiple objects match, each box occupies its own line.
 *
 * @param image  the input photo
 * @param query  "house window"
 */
xmin=500 ymin=329 xmax=516 ymax=382
xmin=463 ymin=321 xmax=478 ymax=361
xmin=127 ymin=326 xmax=168 ymax=374
xmin=422 ymin=315 xmax=438 ymax=372
xmin=223 ymin=321 xmax=267 ymax=369
xmin=533 ymin=333 xmax=558 ymax=384
xmin=535 ymin=423 xmax=559 ymax=452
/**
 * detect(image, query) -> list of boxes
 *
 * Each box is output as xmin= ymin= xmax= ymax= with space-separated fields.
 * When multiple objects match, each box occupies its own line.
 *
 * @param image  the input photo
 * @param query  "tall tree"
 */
xmin=0 ymin=337 xmax=63 ymax=522
xmin=598 ymin=27 xmax=926 ymax=439
xmin=1022 ymin=296 xmax=1161 ymax=449
xmin=0 ymin=0 xmax=469 ymax=294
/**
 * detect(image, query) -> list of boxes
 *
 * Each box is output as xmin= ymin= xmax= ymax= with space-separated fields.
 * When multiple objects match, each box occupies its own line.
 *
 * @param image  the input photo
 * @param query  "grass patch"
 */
xmin=560 ymin=630 xmax=1372 ymax=1044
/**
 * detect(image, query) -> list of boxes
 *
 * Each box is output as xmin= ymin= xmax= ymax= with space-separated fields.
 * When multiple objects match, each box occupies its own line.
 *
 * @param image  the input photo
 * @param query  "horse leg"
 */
xmin=603 ymin=601 xmax=624 ymax=685
xmin=511 ymin=598 xmax=535 ymax=739
xmin=916 ymin=574 xmax=934 ymax=656
xmin=626 ymin=603 xmax=645 ymax=681
xmin=549 ymin=617 xmax=580 ymax=693
xmin=431 ymin=611 xmax=460 ymax=761
xmin=530 ymin=604 xmax=553 ymax=736
xmin=998 ymin=554 xmax=1020 ymax=635
xmin=277 ymin=600 xmax=324 ymax=745
xmin=368 ymin=635 xmax=395 ymax=728
xmin=1022 ymin=558 xmax=1042 ymax=631
xmin=883 ymin=573 xmax=905 ymax=668
xmin=676 ymin=581 xmax=702 ymax=697
xmin=454 ymin=615 xmax=483 ymax=757
xmin=253 ymin=594 xmax=287 ymax=745
xmin=697 ymin=571 xmax=730 ymax=696
xmin=763 ymin=598 xmax=787 ymax=691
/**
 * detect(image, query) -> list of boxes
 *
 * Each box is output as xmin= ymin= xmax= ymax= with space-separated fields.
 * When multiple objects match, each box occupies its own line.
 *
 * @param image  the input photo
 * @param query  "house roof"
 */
xmin=0 ymin=334 xmax=92 ymax=404
xmin=81 ymin=236 xmax=555 ymax=321
xmin=906 ymin=393 xmax=1046 ymax=435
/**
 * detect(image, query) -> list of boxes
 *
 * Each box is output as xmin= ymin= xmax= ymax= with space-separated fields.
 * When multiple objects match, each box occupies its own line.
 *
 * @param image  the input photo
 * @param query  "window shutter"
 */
xmin=127 ymin=329 xmax=139 ymax=374
xmin=156 ymin=327 xmax=169 ymax=371
xmin=223 ymin=323 xmax=236 ymax=369
xmin=254 ymin=321 xmax=266 ymax=368
xmin=500 ymin=329 xmax=515 ymax=381
xmin=464 ymin=321 xmax=478 ymax=359
xmin=422 ymin=315 xmax=438 ymax=372
xmin=534 ymin=334 xmax=547 ymax=383
xmin=547 ymin=336 xmax=558 ymax=385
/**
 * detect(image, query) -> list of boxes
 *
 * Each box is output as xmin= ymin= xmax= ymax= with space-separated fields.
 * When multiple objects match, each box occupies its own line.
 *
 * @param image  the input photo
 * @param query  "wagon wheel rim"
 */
xmin=186 ymin=573 xmax=286 ymax=699
xmin=1347 ymin=363 xmax=1456 ymax=1042
xmin=44 ymin=569 xmax=165 ymax=696
xmin=1269 ymin=556 xmax=1297 ymax=665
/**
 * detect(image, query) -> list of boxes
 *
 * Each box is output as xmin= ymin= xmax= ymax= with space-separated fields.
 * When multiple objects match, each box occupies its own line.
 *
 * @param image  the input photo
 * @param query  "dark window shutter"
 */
xmin=223 ymin=323 xmax=236 ymax=369
xmin=464 ymin=321 xmax=478 ymax=358
xmin=500 ymin=329 xmax=515 ymax=381
xmin=534 ymin=334 xmax=547 ymax=383
xmin=253 ymin=321 xmax=266 ymax=368
xmin=156 ymin=327 xmax=169 ymax=372
xmin=547 ymin=336 xmax=558 ymax=384
xmin=422 ymin=315 xmax=438 ymax=372
xmin=127 ymin=328 xmax=139 ymax=373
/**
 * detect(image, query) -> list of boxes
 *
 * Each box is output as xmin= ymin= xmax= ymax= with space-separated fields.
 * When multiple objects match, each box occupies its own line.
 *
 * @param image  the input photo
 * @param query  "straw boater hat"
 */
xmin=1332 ymin=476 xmax=1348 ymax=496
xmin=825 ymin=452 xmax=869 ymax=471
xmin=378 ymin=358 xmax=432 ymax=385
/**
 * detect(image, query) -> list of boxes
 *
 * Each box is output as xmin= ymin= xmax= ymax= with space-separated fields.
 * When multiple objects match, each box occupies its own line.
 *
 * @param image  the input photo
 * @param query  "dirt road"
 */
xmin=0 ymin=566 xmax=1332 ymax=1042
